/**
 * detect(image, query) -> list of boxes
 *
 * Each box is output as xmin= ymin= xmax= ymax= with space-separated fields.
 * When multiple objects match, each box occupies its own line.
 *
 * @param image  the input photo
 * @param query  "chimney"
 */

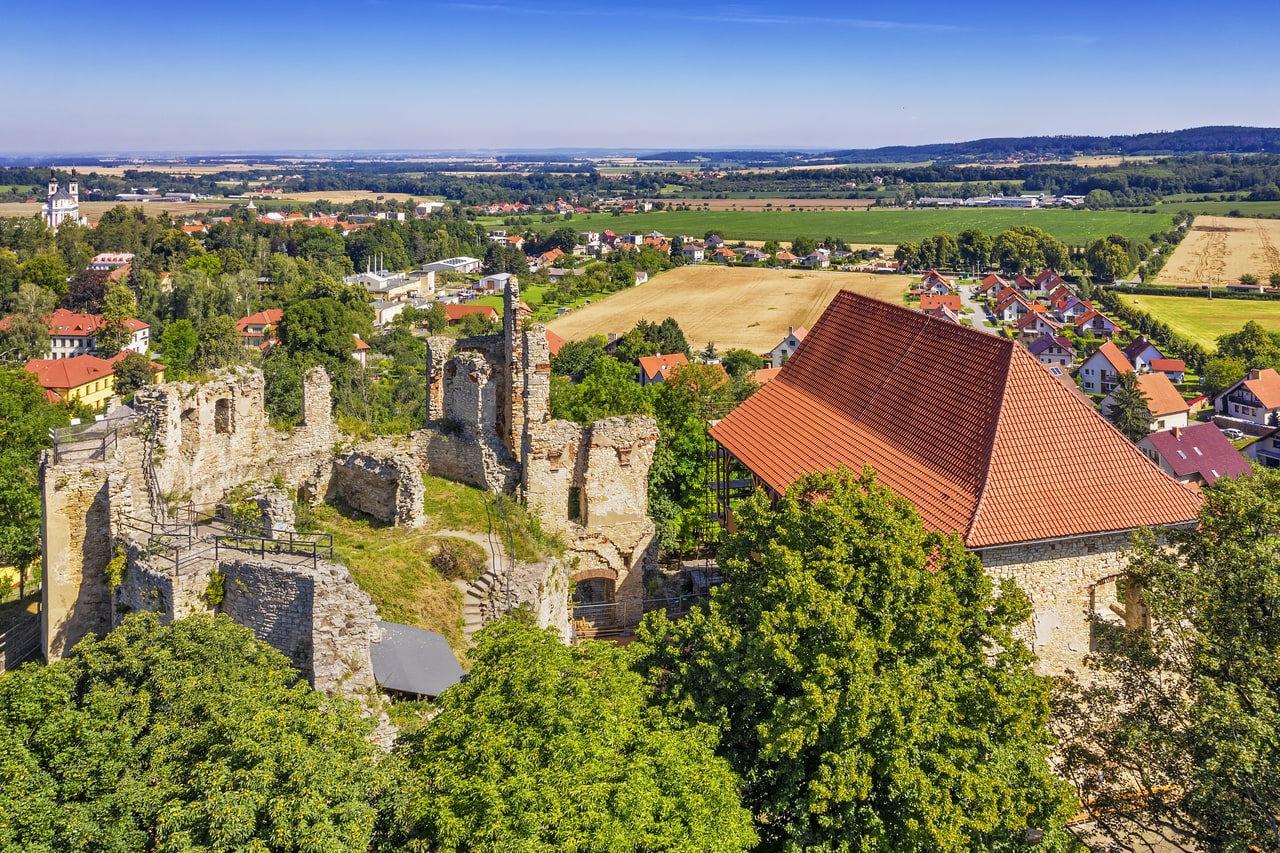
xmin=788 ymin=326 xmax=794 ymax=336
xmin=1172 ymin=426 xmax=1181 ymax=440
xmin=1249 ymin=369 xmax=1262 ymax=380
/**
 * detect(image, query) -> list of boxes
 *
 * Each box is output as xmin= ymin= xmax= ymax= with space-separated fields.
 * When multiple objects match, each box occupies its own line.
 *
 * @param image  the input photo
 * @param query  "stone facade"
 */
xmin=975 ymin=531 xmax=1152 ymax=677
xmin=330 ymin=451 xmax=426 ymax=528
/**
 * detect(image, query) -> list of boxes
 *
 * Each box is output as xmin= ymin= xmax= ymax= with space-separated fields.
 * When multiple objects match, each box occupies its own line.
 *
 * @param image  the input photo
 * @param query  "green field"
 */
xmin=1128 ymin=294 xmax=1280 ymax=349
xmin=1148 ymin=200 xmax=1280 ymax=217
xmin=552 ymin=208 xmax=1169 ymax=246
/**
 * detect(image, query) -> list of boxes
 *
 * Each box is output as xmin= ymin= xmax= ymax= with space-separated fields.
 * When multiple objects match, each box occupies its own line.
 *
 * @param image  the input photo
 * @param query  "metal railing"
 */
xmin=0 ymin=616 xmax=41 ymax=673
xmin=572 ymin=593 xmax=712 ymax=637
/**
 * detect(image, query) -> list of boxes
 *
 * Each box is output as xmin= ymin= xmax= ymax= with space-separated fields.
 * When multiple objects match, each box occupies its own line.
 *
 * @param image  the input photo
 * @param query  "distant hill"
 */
xmin=646 ymin=127 xmax=1280 ymax=166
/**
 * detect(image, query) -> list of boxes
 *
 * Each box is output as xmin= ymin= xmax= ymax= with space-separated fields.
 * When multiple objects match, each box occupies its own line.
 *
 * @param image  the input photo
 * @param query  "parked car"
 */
xmin=1222 ymin=428 xmax=1246 ymax=440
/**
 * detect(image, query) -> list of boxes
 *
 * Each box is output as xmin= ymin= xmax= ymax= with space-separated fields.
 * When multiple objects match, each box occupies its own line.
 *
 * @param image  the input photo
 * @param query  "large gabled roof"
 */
xmin=709 ymin=291 xmax=1202 ymax=549
xmin=1142 ymin=423 xmax=1251 ymax=486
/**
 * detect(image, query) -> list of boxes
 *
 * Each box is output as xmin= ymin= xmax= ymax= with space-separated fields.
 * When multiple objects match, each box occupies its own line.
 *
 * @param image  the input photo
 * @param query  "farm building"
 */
xmin=708 ymin=291 xmax=1202 ymax=675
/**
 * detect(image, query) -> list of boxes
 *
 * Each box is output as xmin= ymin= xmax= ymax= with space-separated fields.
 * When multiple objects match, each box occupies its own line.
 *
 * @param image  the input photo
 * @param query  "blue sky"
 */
xmin=3 ymin=0 xmax=1277 ymax=153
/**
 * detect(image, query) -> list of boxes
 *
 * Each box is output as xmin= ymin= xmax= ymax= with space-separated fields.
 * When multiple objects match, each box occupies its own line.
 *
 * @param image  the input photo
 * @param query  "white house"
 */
xmin=476 ymin=273 xmax=516 ymax=294
xmin=1103 ymin=371 xmax=1190 ymax=432
xmin=1214 ymin=368 xmax=1280 ymax=426
xmin=371 ymin=300 xmax=406 ymax=327
xmin=769 ymin=325 xmax=808 ymax=368
xmin=1123 ymin=336 xmax=1165 ymax=372
xmin=1076 ymin=340 xmax=1133 ymax=395
xmin=89 ymin=253 xmax=135 ymax=271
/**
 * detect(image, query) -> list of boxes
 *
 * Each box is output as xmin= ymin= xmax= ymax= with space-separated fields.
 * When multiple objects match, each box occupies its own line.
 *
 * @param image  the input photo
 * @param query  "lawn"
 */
xmin=1147 ymin=200 xmax=1280 ymax=218
xmin=547 ymin=208 xmax=1169 ymax=246
xmin=312 ymin=474 xmax=560 ymax=656
xmin=1128 ymin=293 xmax=1280 ymax=349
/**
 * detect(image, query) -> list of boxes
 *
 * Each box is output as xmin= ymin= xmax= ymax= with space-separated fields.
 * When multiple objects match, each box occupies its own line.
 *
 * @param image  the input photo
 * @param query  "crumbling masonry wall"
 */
xmin=330 ymin=451 xmax=426 ymax=527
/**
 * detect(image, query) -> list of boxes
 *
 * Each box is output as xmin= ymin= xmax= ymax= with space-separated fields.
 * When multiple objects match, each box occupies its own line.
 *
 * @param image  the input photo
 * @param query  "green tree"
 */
xmin=94 ymin=279 xmax=139 ymax=357
xmin=721 ymin=348 xmax=764 ymax=380
xmin=790 ymin=235 xmax=817 ymax=257
xmin=0 ymin=368 xmax=67 ymax=572
xmin=112 ymin=351 xmax=154 ymax=398
xmin=1106 ymin=371 xmax=1153 ymax=442
xmin=278 ymin=297 xmax=358 ymax=370
xmin=550 ymin=335 xmax=605 ymax=378
xmin=1201 ymin=355 xmax=1248 ymax=400
xmin=158 ymin=319 xmax=198 ymax=378
xmin=1239 ymin=273 xmax=1259 ymax=286
xmin=1217 ymin=320 xmax=1280 ymax=370
xmin=399 ymin=619 xmax=756 ymax=853
xmin=1054 ymin=470 xmax=1280 ymax=852
xmin=549 ymin=355 xmax=654 ymax=424
xmin=0 ymin=613 xmax=395 ymax=853
xmin=994 ymin=230 xmax=1045 ymax=274
xmin=194 ymin=315 xmax=243 ymax=372
xmin=19 ymin=253 xmax=69 ymax=295
xmin=457 ymin=311 xmax=499 ymax=337
xmin=636 ymin=468 xmax=1076 ymax=852
xmin=958 ymin=227 xmax=993 ymax=271
xmin=0 ymin=283 xmax=56 ymax=363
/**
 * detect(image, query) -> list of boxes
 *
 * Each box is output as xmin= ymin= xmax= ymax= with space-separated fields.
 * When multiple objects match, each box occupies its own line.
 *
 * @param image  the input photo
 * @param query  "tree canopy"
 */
xmin=1106 ymin=371 xmax=1153 ymax=442
xmin=0 ymin=613 xmax=394 ymax=853
xmin=1055 ymin=469 xmax=1280 ymax=852
xmin=398 ymin=619 xmax=756 ymax=853
xmin=636 ymin=468 xmax=1076 ymax=852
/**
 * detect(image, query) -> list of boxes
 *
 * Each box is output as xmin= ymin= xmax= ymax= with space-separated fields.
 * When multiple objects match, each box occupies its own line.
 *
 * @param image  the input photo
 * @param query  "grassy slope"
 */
xmin=547 ymin=208 xmax=1169 ymax=245
xmin=1128 ymin=293 xmax=1280 ymax=349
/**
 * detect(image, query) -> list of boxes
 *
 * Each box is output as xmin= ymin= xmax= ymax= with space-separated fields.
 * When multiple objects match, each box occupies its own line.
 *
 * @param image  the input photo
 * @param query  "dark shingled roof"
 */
xmin=370 ymin=621 xmax=464 ymax=698
xmin=709 ymin=291 xmax=1203 ymax=549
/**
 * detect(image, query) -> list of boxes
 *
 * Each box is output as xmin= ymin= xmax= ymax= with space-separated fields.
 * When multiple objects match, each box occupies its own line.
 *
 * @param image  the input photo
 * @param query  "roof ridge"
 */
xmin=964 ymin=341 xmax=1015 ymax=544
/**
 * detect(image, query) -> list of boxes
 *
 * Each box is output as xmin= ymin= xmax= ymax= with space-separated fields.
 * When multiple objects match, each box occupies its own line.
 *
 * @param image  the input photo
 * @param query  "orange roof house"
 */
xmin=236 ymin=308 xmax=284 ymax=347
xmin=1213 ymin=367 xmax=1280 ymax=426
xmin=545 ymin=329 xmax=567 ymax=357
xmin=920 ymin=293 xmax=962 ymax=312
xmin=709 ymin=291 xmax=1202 ymax=674
xmin=637 ymin=353 xmax=688 ymax=386
xmin=443 ymin=304 xmax=499 ymax=325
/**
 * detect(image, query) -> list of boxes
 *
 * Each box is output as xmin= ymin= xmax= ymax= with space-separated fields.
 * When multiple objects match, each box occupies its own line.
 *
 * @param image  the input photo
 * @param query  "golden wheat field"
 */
xmin=1155 ymin=215 xmax=1280 ymax=286
xmin=546 ymin=266 xmax=910 ymax=353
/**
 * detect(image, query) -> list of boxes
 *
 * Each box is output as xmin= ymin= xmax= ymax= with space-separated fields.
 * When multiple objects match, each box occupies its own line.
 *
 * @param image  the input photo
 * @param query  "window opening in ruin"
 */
xmin=567 ymin=486 xmax=581 ymax=522
xmin=574 ymin=578 xmax=614 ymax=605
xmin=180 ymin=407 xmax=198 ymax=452
xmin=214 ymin=398 xmax=232 ymax=434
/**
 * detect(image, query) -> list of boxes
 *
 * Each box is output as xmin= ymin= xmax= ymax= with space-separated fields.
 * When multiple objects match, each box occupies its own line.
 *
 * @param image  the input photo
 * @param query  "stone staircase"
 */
xmin=461 ymin=567 xmax=503 ymax=643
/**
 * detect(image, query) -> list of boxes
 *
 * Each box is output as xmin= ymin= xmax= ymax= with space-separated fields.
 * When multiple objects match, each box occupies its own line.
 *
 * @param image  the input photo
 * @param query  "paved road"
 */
xmin=959 ymin=284 xmax=999 ymax=335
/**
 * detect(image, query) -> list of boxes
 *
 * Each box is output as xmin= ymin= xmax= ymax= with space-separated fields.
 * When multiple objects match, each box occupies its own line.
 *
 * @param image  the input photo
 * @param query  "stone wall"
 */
xmin=976 ymin=531 xmax=1140 ymax=677
xmin=330 ymin=451 xmax=426 ymax=527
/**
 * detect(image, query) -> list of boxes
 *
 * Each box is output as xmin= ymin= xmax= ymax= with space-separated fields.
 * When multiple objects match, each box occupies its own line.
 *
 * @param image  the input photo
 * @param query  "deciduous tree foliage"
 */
xmin=0 ymin=368 xmax=67 ymax=569
xmin=636 ymin=468 xmax=1076 ymax=852
xmin=398 ymin=619 xmax=756 ymax=853
xmin=1106 ymin=370 xmax=1153 ymax=442
xmin=1054 ymin=469 xmax=1280 ymax=852
xmin=0 ymin=613 xmax=394 ymax=853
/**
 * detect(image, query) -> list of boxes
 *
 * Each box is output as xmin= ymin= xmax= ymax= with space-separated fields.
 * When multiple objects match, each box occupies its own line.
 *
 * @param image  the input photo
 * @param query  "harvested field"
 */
xmin=1128 ymin=294 xmax=1280 ymax=350
xmin=546 ymin=266 xmax=909 ymax=353
xmin=273 ymin=190 xmax=424 ymax=203
xmin=1155 ymin=215 xmax=1280 ymax=286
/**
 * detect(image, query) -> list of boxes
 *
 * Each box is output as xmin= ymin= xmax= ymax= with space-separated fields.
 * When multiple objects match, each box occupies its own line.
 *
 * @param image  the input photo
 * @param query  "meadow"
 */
xmin=553 ymin=208 xmax=1170 ymax=246
xmin=1148 ymin=200 xmax=1280 ymax=217
xmin=1127 ymin=293 xmax=1280 ymax=349
xmin=546 ymin=266 xmax=910 ymax=353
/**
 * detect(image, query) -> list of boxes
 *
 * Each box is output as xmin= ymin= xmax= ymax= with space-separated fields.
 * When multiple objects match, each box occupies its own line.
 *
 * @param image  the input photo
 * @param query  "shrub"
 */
xmin=431 ymin=536 xmax=487 ymax=582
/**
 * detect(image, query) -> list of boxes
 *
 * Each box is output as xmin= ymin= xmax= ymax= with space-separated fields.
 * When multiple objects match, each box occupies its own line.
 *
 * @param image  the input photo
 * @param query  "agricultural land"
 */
xmin=1154 ymin=215 xmax=1280 ymax=286
xmin=556 ymin=208 xmax=1170 ymax=246
xmin=546 ymin=266 xmax=909 ymax=353
xmin=1126 ymin=293 xmax=1280 ymax=350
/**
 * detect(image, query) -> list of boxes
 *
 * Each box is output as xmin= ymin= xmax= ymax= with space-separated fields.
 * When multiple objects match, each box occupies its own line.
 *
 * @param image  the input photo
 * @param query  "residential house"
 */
xmin=773 ymin=250 xmax=798 ymax=264
xmin=1 ymin=308 xmax=150 ymax=360
xmin=1149 ymin=358 xmax=1186 ymax=384
xmin=443 ymin=304 xmax=499 ymax=327
xmin=1077 ymin=340 xmax=1133 ymax=395
xmin=1034 ymin=269 xmax=1064 ymax=291
xmin=547 ymin=267 xmax=585 ymax=284
xmin=975 ymin=273 xmax=1007 ymax=297
xmin=236 ymin=308 xmax=284 ymax=348
xmin=994 ymin=291 xmax=1034 ymax=323
xmin=633 ymin=270 xmax=649 ymax=285
xmin=545 ymin=329 xmax=566 ymax=358
xmin=920 ymin=293 xmax=962 ymax=313
xmin=804 ymin=251 xmax=831 ymax=269
xmin=1103 ymin=371 xmax=1191 ymax=431
xmin=1214 ymin=367 xmax=1280 ymax=426
xmin=925 ymin=305 xmax=962 ymax=324
xmin=740 ymin=248 xmax=769 ymax=264
xmin=1123 ymin=336 xmax=1165 ymax=372
xmin=1015 ymin=310 xmax=1063 ymax=338
xmin=1074 ymin=310 xmax=1119 ymax=338
xmin=23 ymin=352 xmax=164 ymax=407
xmin=751 ymin=366 xmax=782 ymax=384
xmin=706 ymin=235 xmax=725 ymax=247
xmin=1139 ymin=423 xmax=1252 ymax=488
xmin=1054 ymin=295 xmax=1092 ymax=323
xmin=713 ymin=247 xmax=738 ymax=264
xmin=352 ymin=334 xmax=371 ymax=368
xmin=1013 ymin=274 xmax=1037 ymax=291
xmin=708 ymin=290 xmax=1202 ymax=676
xmin=89 ymin=253 xmax=134 ymax=271
xmin=919 ymin=270 xmax=952 ymax=292
xmin=681 ymin=244 xmax=706 ymax=263
xmin=1244 ymin=425 xmax=1280 ymax=469
xmin=344 ymin=270 xmax=419 ymax=301
xmin=768 ymin=325 xmax=808 ymax=368
xmin=638 ymin=353 xmax=688 ymax=386
xmin=1026 ymin=334 xmax=1074 ymax=368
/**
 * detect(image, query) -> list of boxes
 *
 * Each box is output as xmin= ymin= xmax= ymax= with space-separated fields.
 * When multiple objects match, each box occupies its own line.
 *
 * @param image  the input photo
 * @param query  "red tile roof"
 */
xmin=1149 ymin=358 xmax=1186 ymax=373
xmin=545 ymin=329 xmax=566 ymax=357
xmin=236 ymin=308 xmax=284 ymax=332
xmin=444 ymin=304 xmax=498 ymax=323
xmin=751 ymin=366 xmax=783 ymax=384
xmin=920 ymin=293 xmax=962 ymax=312
xmin=24 ymin=354 xmax=116 ymax=391
xmin=1238 ymin=368 xmax=1280 ymax=409
xmin=638 ymin=353 xmax=688 ymax=383
xmin=1133 ymin=372 xmax=1190 ymax=418
xmin=1091 ymin=340 xmax=1134 ymax=376
xmin=709 ymin=291 xmax=1202 ymax=548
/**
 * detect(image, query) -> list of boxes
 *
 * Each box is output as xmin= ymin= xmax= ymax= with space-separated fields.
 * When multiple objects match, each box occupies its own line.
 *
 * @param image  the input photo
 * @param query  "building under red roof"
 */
xmin=637 ymin=353 xmax=688 ymax=386
xmin=545 ymin=329 xmax=567 ymax=357
xmin=444 ymin=304 xmax=499 ymax=325
xmin=709 ymin=290 xmax=1201 ymax=550
xmin=1139 ymin=423 xmax=1252 ymax=488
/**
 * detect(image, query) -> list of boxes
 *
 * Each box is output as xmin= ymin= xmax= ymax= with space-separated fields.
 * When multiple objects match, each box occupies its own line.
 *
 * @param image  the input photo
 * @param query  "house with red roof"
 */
xmin=1214 ymin=367 xmax=1280 ymax=426
xmin=975 ymin=273 xmax=1007 ymax=296
xmin=919 ymin=293 xmax=962 ymax=313
xmin=1015 ymin=310 xmax=1063 ymax=338
xmin=1139 ymin=423 xmax=1251 ymax=488
xmin=1123 ymin=336 xmax=1165 ymax=372
xmin=1149 ymin=358 xmax=1186 ymax=384
xmin=1077 ymin=340 xmax=1133 ymax=395
xmin=236 ymin=308 xmax=284 ymax=348
xmin=545 ymin=329 xmax=566 ymax=358
xmin=917 ymin=270 xmax=953 ymax=294
xmin=1026 ymin=333 xmax=1074 ymax=368
xmin=444 ymin=304 xmax=499 ymax=326
xmin=1074 ymin=309 xmax=1120 ymax=338
xmin=1 ymin=308 xmax=149 ymax=360
xmin=994 ymin=291 xmax=1034 ymax=323
xmin=637 ymin=353 xmax=688 ymax=386
xmin=708 ymin=291 xmax=1203 ymax=674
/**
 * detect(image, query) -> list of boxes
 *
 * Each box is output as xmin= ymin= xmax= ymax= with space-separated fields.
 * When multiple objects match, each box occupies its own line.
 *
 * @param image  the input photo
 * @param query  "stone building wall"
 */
xmin=330 ymin=451 xmax=426 ymax=527
xmin=976 ymin=531 xmax=1140 ymax=677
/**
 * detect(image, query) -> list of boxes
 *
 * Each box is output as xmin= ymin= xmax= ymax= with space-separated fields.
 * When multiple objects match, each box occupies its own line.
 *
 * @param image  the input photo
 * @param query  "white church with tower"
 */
xmin=42 ymin=171 xmax=87 ymax=230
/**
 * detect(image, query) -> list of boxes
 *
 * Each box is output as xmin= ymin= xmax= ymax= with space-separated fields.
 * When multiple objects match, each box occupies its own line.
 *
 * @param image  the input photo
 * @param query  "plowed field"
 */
xmin=1155 ymin=216 xmax=1280 ymax=286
